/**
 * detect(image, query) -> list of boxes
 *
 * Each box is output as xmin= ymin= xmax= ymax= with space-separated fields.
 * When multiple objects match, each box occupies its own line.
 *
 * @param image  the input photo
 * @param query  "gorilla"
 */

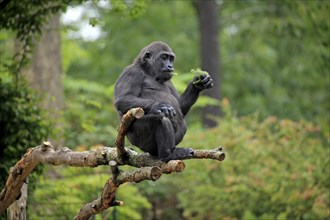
xmin=114 ymin=41 xmax=213 ymax=162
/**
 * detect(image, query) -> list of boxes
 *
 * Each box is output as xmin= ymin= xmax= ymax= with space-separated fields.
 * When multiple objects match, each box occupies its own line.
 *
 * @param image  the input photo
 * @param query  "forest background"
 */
xmin=0 ymin=0 xmax=329 ymax=219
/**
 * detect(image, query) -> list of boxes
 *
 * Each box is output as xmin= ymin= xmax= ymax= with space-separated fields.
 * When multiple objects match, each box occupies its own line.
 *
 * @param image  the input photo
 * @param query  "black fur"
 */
xmin=114 ymin=41 xmax=213 ymax=162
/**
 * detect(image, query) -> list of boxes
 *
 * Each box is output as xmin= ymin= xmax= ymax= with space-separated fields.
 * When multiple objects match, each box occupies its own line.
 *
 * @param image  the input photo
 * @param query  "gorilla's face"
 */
xmin=154 ymin=51 xmax=175 ymax=82
xmin=140 ymin=42 xmax=175 ymax=83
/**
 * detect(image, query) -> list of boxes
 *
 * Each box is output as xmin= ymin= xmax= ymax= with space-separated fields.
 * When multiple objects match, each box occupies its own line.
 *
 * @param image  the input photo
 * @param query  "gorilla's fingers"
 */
xmin=205 ymin=80 xmax=213 ymax=89
xmin=172 ymin=108 xmax=177 ymax=117
xmin=162 ymin=107 xmax=169 ymax=117
xmin=200 ymin=74 xmax=210 ymax=84
xmin=168 ymin=106 xmax=174 ymax=118
xmin=157 ymin=110 xmax=165 ymax=117
xmin=167 ymin=108 xmax=173 ymax=118
xmin=198 ymin=75 xmax=213 ymax=89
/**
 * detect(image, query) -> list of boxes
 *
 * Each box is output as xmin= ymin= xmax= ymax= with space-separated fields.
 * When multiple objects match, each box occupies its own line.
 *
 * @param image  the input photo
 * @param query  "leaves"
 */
xmin=28 ymin=166 xmax=151 ymax=220
xmin=190 ymin=68 xmax=209 ymax=85
xmin=0 ymin=1 xmax=81 ymax=80
xmin=0 ymin=77 xmax=51 ymax=189
xmin=221 ymin=1 xmax=330 ymax=124
xmin=172 ymin=101 xmax=329 ymax=219
xmin=63 ymin=76 xmax=118 ymax=147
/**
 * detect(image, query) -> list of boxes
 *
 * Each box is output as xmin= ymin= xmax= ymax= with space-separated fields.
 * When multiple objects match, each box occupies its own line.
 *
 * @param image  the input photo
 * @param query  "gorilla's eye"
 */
xmin=161 ymin=54 xmax=169 ymax=60
xmin=169 ymin=56 xmax=174 ymax=62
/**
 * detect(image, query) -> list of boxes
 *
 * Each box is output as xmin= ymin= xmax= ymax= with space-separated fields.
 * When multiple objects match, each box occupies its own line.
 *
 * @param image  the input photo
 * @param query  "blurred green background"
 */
xmin=0 ymin=0 xmax=329 ymax=219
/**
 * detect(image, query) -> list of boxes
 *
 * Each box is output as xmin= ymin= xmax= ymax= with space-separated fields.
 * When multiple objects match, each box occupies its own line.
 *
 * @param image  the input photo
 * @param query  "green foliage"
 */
xmin=221 ymin=1 xmax=330 ymax=123
xmin=191 ymin=68 xmax=209 ymax=85
xmin=0 ymin=76 xmax=50 ymax=189
xmin=110 ymin=0 xmax=148 ymax=18
xmin=136 ymin=100 xmax=329 ymax=219
xmin=172 ymin=100 xmax=329 ymax=220
xmin=28 ymin=166 xmax=151 ymax=219
xmin=0 ymin=0 xmax=82 ymax=78
xmin=63 ymin=76 xmax=118 ymax=147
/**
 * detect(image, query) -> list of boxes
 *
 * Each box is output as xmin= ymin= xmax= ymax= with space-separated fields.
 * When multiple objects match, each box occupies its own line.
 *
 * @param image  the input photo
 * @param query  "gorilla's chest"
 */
xmin=141 ymin=78 xmax=179 ymax=109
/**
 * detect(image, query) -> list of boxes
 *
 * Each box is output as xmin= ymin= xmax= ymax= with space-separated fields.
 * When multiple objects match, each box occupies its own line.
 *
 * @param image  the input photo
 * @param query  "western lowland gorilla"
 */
xmin=114 ymin=41 xmax=213 ymax=162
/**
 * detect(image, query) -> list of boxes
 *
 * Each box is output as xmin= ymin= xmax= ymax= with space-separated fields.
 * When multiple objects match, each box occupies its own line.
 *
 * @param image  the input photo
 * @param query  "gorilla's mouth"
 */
xmin=156 ymin=72 xmax=173 ymax=83
xmin=164 ymin=71 xmax=173 ymax=77
xmin=163 ymin=69 xmax=174 ymax=73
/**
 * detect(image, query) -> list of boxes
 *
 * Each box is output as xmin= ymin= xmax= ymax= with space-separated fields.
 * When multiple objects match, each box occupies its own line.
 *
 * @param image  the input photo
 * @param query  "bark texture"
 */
xmin=6 ymin=177 xmax=27 ymax=220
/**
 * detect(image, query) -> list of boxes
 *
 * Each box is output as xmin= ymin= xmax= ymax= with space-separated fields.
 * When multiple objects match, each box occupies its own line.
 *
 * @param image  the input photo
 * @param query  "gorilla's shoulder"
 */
xmin=119 ymin=64 xmax=146 ymax=82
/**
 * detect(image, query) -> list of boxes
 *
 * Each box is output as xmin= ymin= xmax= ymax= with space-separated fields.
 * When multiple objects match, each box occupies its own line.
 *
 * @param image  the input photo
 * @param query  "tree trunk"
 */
xmin=21 ymin=14 xmax=63 ymax=148
xmin=7 ymin=177 xmax=28 ymax=220
xmin=193 ymin=0 xmax=221 ymax=127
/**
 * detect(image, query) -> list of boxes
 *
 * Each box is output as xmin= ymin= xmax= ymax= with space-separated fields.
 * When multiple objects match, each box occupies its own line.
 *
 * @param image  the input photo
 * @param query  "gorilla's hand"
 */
xmin=192 ymin=74 xmax=213 ymax=91
xmin=150 ymin=103 xmax=177 ymax=118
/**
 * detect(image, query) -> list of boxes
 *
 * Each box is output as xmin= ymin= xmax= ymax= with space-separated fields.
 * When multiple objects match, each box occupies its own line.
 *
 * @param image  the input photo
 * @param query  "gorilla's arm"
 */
xmin=114 ymin=68 xmax=159 ymax=115
xmin=178 ymin=83 xmax=199 ymax=116
xmin=171 ymin=74 xmax=213 ymax=117
xmin=167 ymin=81 xmax=199 ymax=117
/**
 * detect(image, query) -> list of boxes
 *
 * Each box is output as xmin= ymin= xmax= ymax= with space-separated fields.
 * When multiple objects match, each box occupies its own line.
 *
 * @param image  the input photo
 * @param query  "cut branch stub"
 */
xmin=115 ymin=107 xmax=144 ymax=163
xmin=160 ymin=160 xmax=185 ymax=174
xmin=192 ymin=146 xmax=225 ymax=161
xmin=109 ymin=161 xmax=120 ymax=178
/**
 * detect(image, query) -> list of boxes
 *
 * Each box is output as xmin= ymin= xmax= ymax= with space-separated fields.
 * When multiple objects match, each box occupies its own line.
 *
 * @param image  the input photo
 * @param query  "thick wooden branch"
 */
xmin=115 ymin=107 xmax=144 ymax=162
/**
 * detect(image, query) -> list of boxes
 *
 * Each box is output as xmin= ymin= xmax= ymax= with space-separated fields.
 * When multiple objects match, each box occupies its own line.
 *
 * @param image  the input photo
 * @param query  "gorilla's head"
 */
xmin=137 ymin=41 xmax=176 ymax=83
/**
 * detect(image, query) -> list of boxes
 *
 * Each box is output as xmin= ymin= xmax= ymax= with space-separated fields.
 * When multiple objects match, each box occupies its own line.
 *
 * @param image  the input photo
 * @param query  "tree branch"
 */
xmin=0 ymin=142 xmax=225 ymax=214
xmin=115 ymin=107 xmax=144 ymax=163
xmin=74 ymin=161 xmax=162 ymax=220
xmin=190 ymin=146 xmax=225 ymax=161
xmin=0 ymin=108 xmax=226 ymax=217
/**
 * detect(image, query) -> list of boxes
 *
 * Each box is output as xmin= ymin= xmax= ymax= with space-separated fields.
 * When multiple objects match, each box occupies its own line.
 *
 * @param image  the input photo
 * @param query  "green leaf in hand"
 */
xmin=191 ymin=68 xmax=209 ymax=84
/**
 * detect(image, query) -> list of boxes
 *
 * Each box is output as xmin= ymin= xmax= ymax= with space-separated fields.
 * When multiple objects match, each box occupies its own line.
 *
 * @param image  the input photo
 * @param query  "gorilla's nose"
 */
xmin=166 ymin=65 xmax=174 ymax=71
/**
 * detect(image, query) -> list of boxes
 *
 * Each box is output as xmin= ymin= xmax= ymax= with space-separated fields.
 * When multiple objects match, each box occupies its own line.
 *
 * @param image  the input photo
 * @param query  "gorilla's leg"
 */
xmin=155 ymin=117 xmax=175 ymax=159
xmin=127 ymin=116 xmax=193 ymax=162
xmin=156 ymin=118 xmax=193 ymax=162
xmin=174 ymin=123 xmax=186 ymax=145
xmin=126 ymin=117 xmax=158 ymax=156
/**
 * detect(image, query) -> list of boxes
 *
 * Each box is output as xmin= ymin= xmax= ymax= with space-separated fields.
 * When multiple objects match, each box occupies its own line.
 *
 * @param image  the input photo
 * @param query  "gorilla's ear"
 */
xmin=143 ymin=51 xmax=151 ymax=62
xmin=141 ymin=51 xmax=151 ymax=67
